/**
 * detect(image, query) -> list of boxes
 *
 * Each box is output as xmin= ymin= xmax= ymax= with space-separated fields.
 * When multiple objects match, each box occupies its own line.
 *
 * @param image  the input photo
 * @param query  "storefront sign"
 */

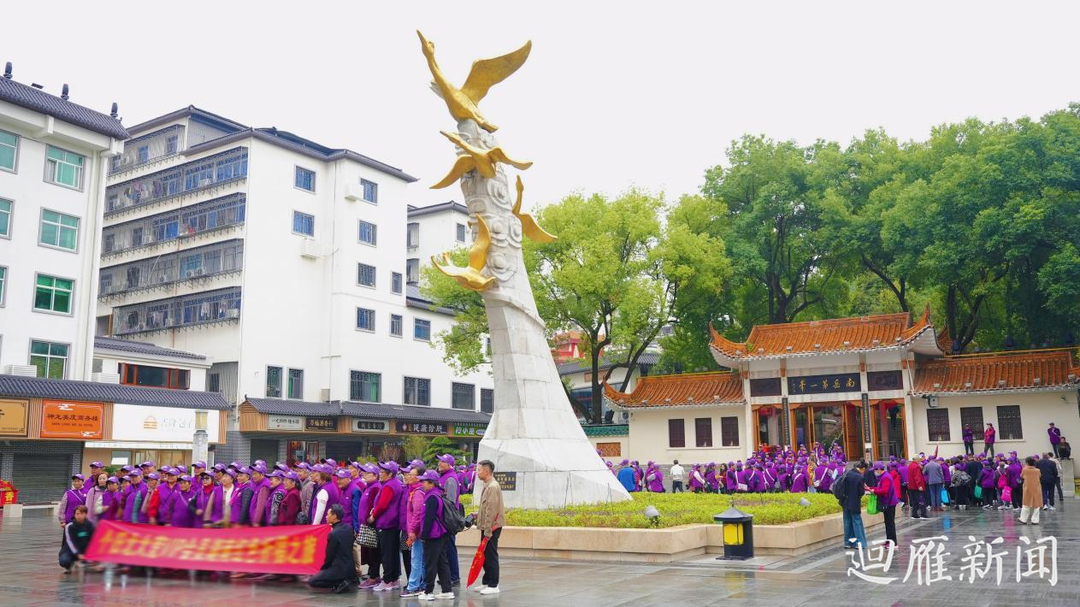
xmin=750 ymin=377 xmax=782 ymax=397
xmin=867 ymin=370 xmax=904 ymax=391
xmin=86 ymin=520 xmax=329 ymax=574
xmin=787 ymin=373 xmax=861 ymax=395
xmin=268 ymin=415 xmax=304 ymax=431
xmin=493 ymin=471 xmax=516 ymax=491
xmin=304 ymin=417 xmax=337 ymax=432
xmin=451 ymin=422 xmax=487 ymax=438
xmin=396 ymin=421 xmax=447 ymax=435
xmin=351 ymin=419 xmax=389 ymax=433
xmin=41 ymin=400 xmax=104 ymax=439
xmin=0 ymin=399 xmax=29 ymax=436
xmin=112 ymin=404 xmax=220 ymax=443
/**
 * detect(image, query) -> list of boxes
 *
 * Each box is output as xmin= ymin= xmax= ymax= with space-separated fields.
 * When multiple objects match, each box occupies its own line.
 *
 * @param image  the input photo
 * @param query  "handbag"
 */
xmin=400 ymin=530 xmax=410 ymax=552
xmin=866 ymin=494 xmax=879 ymax=515
xmin=973 ymin=485 xmax=983 ymax=499
xmin=1001 ymin=486 xmax=1012 ymax=502
xmin=356 ymin=524 xmax=379 ymax=548
xmin=940 ymin=488 xmax=950 ymax=504
xmin=737 ymin=483 xmax=748 ymax=492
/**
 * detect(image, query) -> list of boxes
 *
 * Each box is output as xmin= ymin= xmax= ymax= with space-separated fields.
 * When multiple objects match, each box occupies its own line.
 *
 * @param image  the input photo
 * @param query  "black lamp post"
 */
xmin=714 ymin=505 xmax=754 ymax=560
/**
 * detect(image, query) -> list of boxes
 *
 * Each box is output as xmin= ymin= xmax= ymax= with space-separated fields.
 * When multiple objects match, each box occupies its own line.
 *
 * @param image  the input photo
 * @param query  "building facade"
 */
xmin=96 ymin=107 xmax=493 ymax=459
xmin=0 ymin=70 xmax=128 ymax=381
xmin=605 ymin=311 xmax=1080 ymax=465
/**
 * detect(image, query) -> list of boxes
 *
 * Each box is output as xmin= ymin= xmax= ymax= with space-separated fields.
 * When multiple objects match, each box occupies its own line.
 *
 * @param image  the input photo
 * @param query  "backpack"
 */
xmin=440 ymin=494 xmax=467 ymax=535
xmin=832 ymin=472 xmax=848 ymax=504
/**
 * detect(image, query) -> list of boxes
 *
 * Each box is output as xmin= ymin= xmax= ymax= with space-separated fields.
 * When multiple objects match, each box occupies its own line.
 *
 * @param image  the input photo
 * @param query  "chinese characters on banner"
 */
xmin=451 ymin=422 xmax=487 ymax=437
xmin=41 ymin=401 xmax=104 ymax=439
xmin=848 ymin=536 xmax=1057 ymax=586
xmin=787 ymin=373 xmax=861 ymax=395
xmin=303 ymin=417 xmax=336 ymax=432
xmin=396 ymin=421 xmax=447 ymax=435
xmin=85 ymin=520 xmax=329 ymax=574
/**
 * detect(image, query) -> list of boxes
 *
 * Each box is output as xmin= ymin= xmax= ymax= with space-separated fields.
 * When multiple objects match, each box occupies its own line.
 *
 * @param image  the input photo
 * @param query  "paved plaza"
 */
xmin=1 ymin=501 xmax=1078 ymax=607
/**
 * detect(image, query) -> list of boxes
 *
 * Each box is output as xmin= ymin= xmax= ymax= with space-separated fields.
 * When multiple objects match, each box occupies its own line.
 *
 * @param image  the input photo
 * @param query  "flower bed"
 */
xmin=465 ymin=492 xmax=848 ymax=528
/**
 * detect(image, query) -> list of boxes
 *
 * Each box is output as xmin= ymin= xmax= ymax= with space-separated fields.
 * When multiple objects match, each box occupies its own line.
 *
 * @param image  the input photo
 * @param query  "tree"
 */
xmin=422 ymin=436 xmax=470 ymax=468
xmin=403 ymin=436 xmax=431 ymax=462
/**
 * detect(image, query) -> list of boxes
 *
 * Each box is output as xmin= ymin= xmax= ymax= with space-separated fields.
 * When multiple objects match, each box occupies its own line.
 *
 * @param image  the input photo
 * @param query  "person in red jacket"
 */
xmin=907 ymin=460 xmax=928 ymax=519
xmin=277 ymin=472 xmax=302 ymax=525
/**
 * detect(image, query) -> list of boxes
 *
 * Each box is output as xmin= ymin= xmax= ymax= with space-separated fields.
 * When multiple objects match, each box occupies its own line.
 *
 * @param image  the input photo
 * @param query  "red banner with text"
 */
xmin=85 ymin=520 xmax=330 ymax=574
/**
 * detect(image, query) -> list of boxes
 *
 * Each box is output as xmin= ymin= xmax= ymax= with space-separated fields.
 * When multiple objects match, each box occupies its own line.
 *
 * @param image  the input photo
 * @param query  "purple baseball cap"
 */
xmin=193 ymin=461 xmax=207 ymax=469
xmin=296 ymin=462 xmax=312 ymax=470
xmin=165 ymin=468 xmax=179 ymax=476
xmin=419 ymin=470 xmax=440 ymax=483
xmin=107 ymin=476 xmax=119 ymax=484
xmin=334 ymin=469 xmax=351 ymax=479
xmin=324 ymin=458 xmax=338 ymax=468
xmin=254 ymin=460 xmax=266 ymax=467
xmin=146 ymin=473 xmax=160 ymax=480
xmin=270 ymin=470 xmax=285 ymax=478
xmin=379 ymin=461 xmax=400 ymax=475
xmin=284 ymin=471 xmax=300 ymax=481
xmin=361 ymin=463 xmax=379 ymax=475
xmin=179 ymin=475 xmax=193 ymax=482
xmin=223 ymin=469 xmax=238 ymax=479
xmin=120 ymin=465 xmax=134 ymax=473
xmin=212 ymin=463 xmax=227 ymax=472
xmin=140 ymin=461 xmax=155 ymax=468
xmin=90 ymin=461 xmax=104 ymax=469
xmin=437 ymin=454 xmax=455 ymax=465
xmin=238 ymin=466 xmax=252 ymax=476
xmin=175 ymin=465 xmax=188 ymax=474
xmin=71 ymin=473 xmax=85 ymax=481
xmin=251 ymin=463 xmax=268 ymax=474
xmin=275 ymin=463 xmax=290 ymax=472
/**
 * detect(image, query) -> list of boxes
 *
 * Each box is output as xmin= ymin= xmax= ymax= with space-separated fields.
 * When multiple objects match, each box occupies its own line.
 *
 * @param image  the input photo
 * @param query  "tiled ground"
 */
xmin=1 ymin=501 xmax=1076 ymax=606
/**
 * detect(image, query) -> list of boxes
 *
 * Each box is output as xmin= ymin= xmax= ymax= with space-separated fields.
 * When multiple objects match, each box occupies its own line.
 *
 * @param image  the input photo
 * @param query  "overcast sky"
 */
xmin=6 ymin=1 xmax=1079 ymax=208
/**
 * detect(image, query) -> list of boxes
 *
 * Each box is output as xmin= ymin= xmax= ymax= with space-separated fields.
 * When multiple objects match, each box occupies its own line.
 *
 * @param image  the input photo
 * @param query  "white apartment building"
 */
xmin=0 ymin=67 xmax=128 ymax=380
xmin=96 ymin=107 xmax=493 ymax=463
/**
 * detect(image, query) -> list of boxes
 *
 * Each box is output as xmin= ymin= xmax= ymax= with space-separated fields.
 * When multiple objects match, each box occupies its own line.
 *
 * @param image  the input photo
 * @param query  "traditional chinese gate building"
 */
xmin=605 ymin=310 xmax=1080 ymax=463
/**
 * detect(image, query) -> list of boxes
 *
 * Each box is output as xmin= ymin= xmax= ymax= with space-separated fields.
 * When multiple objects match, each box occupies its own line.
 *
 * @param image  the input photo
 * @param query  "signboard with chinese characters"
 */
xmin=867 ymin=370 xmax=904 ymax=391
xmin=787 ymin=373 xmax=861 ymax=395
xmin=351 ymin=419 xmax=389 ymax=433
xmin=304 ymin=417 xmax=337 ymax=432
xmin=41 ymin=400 xmax=104 ymax=439
xmin=750 ymin=377 xmax=782 ymax=397
xmin=0 ymin=399 xmax=29 ymax=436
xmin=267 ymin=415 xmax=304 ymax=431
xmin=395 ymin=421 xmax=447 ymax=435
xmin=112 ymin=404 xmax=220 ymax=443
xmin=451 ymin=422 xmax=487 ymax=438
xmin=493 ymin=471 xmax=516 ymax=491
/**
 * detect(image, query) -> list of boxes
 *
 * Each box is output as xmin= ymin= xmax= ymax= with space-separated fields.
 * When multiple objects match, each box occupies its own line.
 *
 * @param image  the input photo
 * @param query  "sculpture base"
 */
xmin=477 ymin=435 xmax=631 ymax=510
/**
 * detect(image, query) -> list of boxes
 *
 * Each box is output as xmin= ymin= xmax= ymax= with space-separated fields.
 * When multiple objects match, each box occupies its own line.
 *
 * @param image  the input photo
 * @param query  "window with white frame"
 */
xmin=45 ymin=146 xmax=84 ymax=189
xmin=350 ymin=370 xmax=380 ymax=402
xmin=407 ymin=222 xmax=419 ymax=248
xmin=0 ymin=199 xmax=11 ymax=237
xmin=406 ymin=258 xmax=419 ymax=284
xmin=359 ymin=220 xmax=377 ymax=246
xmin=456 ymin=223 xmax=466 ymax=243
xmin=414 ymin=318 xmax=431 ymax=341
xmin=287 ymin=368 xmax=304 ymax=399
xmin=295 ymin=166 xmax=316 ymax=192
xmin=390 ymin=313 xmax=403 ymax=337
xmin=0 ymin=129 xmax=17 ymax=171
xmin=292 ymin=211 xmax=314 ymax=236
xmin=357 ymin=263 xmax=376 ymax=288
xmin=452 ymin=382 xmax=475 ymax=410
xmin=404 ymin=377 xmax=431 ymax=406
xmin=34 ymin=274 xmax=73 ymax=314
xmin=361 ymin=179 xmax=378 ymax=203
xmin=39 ymin=210 xmax=79 ymax=251
xmin=30 ymin=340 xmax=68 ymax=379
xmin=391 ymin=272 xmax=403 ymax=294
xmin=356 ymin=307 xmax=376 ymax=332
xmin=266 ymin=366 xmax=282 ymax=398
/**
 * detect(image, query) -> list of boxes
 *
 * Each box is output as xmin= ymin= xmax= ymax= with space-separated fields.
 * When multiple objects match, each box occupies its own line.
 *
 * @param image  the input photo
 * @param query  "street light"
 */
xmin=714 ymin=505 xmax=754 ymax=560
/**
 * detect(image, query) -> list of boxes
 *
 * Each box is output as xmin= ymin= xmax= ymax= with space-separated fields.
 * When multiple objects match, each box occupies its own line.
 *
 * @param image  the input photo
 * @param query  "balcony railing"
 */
xmin=99 ymin=239 xmax=244 ymax=299
xmin=105 ymin=147 xmax=248 ymax=217
xmin=112 ymin=287 xmax=242 ymax=336
xmin=109 ymin=125 xmax=185 ymax=175
xmin=102 ymin=193 xmax=246 ymax=258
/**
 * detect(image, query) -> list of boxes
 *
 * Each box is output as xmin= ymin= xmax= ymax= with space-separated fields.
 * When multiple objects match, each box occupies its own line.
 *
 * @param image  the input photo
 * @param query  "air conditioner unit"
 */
xmin=3 ymin=364 xmax=37 ymax=377
xmin=320 ymin=388 xmax=331 ymax=402
xmin=300 ymin=238 xmax=321 ymax=259
xmin=926 ymin=395 xmax=939 ymax=408
xmin=91 ymin=372 xmax=121 ymax=384
xmin=344 ymin=183 xmax=363 ymax=202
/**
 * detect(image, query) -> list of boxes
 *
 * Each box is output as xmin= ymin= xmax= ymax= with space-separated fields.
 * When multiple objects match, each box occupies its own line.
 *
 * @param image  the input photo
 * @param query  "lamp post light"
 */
xmin=714 ymin=505 xmax=754 ymax=560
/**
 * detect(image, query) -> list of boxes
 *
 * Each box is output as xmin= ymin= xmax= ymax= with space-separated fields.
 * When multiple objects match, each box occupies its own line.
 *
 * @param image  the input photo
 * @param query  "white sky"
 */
xmin=6 ymin=1 xmax=1079 ymax=208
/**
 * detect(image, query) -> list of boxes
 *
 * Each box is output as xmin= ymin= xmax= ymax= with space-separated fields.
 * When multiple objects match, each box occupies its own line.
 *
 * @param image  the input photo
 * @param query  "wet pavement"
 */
xmin=1 ymin=501 xmax=1076 ymax=606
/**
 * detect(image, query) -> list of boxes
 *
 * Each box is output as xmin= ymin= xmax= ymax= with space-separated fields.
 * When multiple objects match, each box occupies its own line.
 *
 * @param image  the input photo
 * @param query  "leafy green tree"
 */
xmin=403 ymin=436 xmax=431 ymax=462
xmin=422 ymin=436 xmax=470 ymax=468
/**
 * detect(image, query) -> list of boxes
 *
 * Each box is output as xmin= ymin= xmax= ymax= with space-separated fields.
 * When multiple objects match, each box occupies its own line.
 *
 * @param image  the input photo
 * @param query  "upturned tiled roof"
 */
xmin=0 ymin=76 xmax=129 ymax=139
xmin=913 ymin=350 xmax=1080 ymax=394
xmin=0 ymin=375 xmax=229 ymax=409
xmin=710 ymin=308 xmax=938 ymax=361
xmin=94 ymin=336 xmax=207 ymax=362
xmin=603 ymin=372 xmax=744 ymax=409
xmin=558 ymin=352 xmax=660 ymax=376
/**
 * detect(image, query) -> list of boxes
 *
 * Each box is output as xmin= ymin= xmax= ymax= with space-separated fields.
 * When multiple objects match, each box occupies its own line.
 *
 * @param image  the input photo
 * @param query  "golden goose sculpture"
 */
xmin=512 ymin=176 xmax=556 ymax=243
xmin=430 ymin=130 xmax=533 ymax=189
xmin=431 ymin=214 xmax=496 ymax=291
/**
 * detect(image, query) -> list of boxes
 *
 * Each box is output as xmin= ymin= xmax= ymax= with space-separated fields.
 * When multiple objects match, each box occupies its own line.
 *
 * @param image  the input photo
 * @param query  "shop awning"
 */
xmin=0 ymin=375 xmax=230 ymax=410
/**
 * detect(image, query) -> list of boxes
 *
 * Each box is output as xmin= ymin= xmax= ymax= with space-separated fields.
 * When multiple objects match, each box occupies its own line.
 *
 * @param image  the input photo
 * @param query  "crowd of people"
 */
xmin=55 ymin=455 xmax=507 ymax=600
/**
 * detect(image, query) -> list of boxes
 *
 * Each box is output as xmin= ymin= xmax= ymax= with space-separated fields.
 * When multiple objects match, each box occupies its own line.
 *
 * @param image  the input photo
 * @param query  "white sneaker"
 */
xmin=480 ymin=586 xmax=500 ymax=595
xmin=471 ymin=585 xmax=487 ymax=593
xmin=1048 ymin=505 xmax=1056 ymax=511
xmin=372 ymin=582 xmax=389 ymax=592
xmin=419 ymin=594 xmax=435 ymax=602
xmin=434 ymin=592 xmax=455 ymax=599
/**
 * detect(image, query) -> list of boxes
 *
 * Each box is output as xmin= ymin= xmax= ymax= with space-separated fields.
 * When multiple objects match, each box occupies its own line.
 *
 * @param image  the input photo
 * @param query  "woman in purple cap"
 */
xmin=84 ymin=472 xmax=109 ymax=524
xmin=311 ymin=467 xmax=341 ymax=526
xmin=267 ymin=470 xmax=287 ymax=525
xmin=164 ymin=476 xmax=197 ymax=528
xmin=355 ymin=464 xmax=382 ymax=586
xmin=100 ymin=477 xmax=120 ymax=521
xmin=366 ymin=461 xmax=404 ymax=591
xmin=866 ymin=463 xmax=898 ymax=544
xmin=85 ymin=462 xmax=104 ymax=495
xmin=278 ymin=472 xmax=302 ymax=525
xmin=58 ymin=474 xmax=86 ymax=527
xmin=123 ymin=471 xmax=148 ymax=524
xmin=418 ymin=470 xmax=454 ymax=600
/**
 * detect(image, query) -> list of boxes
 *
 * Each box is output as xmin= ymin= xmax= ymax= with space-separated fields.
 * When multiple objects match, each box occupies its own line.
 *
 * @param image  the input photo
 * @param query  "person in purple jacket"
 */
xmin=123 ymin=471 xmax=148 ymax=524
xmin=631 ymin=461 xmax=644 ymax=491
xmin=745 ymin=464 xmax=765 ymax=493
xmin=1048 ymin=422 xmax=1062 ymax=458
xmin=58 ymin=474 xmax=86 ymax=527
xmin=356 ymin=464 xmax=382 ymax=588
xmin=267 ymin=470 xmax=287 ymax=525
xmin=164 ymin=475 xmax=197 ymax=527
xmin=334 ymin=469 xmax=358 ymax=529
xmin=248 ymin=463 xmax=272 ymax=527
xmin=192 ymin=472 xmax=215 ymax=528
xmin=896 ymin=459 xmax=910 ymax=508
xmin=367 ymin=461 xmax=404 ymax=591
xmin=1006 ymin=457 xmax=1023 ymax=509
xmin=866 ymin=463 xmax=898 ymax=544
xmin=962 ymin=424 xmax=975 ymax=455
xmin=418 ymin=471 xmax=453 ymax=600
xmin=312 ymin=466 xmax=341 ymax=526
xmin=645 ymin=463 xmax=665 ymax=492
xmin=84 ymin=462 xmax=104 ymax=495
xmin=763 ymin=464 xmax=777 ymax=493
xmin=688 ymin=464 xmax=705 ymax=493
xmin=978 ymin=462 xmax=996 ymax=508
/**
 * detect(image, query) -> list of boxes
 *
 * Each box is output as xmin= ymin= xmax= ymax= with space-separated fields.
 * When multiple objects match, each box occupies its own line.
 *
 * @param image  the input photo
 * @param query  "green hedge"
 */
xmin=465 ymin=492 xmax=850 ymax=528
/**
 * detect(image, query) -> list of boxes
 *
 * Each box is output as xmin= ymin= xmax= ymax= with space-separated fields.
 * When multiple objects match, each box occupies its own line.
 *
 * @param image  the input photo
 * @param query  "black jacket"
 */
xmin=320 ymin=522 xmax=357 ymax=579
xmin=966 ymin=460 xmax=982 ymax=482
xmin=1036 ymin=459 xmax=1058 ymax=483
xmin=841 ymin=469 xmax=865 ymax=513
xmin=62 ymin=520 xmax=95 ymax=556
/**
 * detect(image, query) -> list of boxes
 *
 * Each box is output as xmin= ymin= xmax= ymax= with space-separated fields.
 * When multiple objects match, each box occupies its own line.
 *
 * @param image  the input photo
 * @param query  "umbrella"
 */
xmin=466 ymin=536 xmax=490 ymax=587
